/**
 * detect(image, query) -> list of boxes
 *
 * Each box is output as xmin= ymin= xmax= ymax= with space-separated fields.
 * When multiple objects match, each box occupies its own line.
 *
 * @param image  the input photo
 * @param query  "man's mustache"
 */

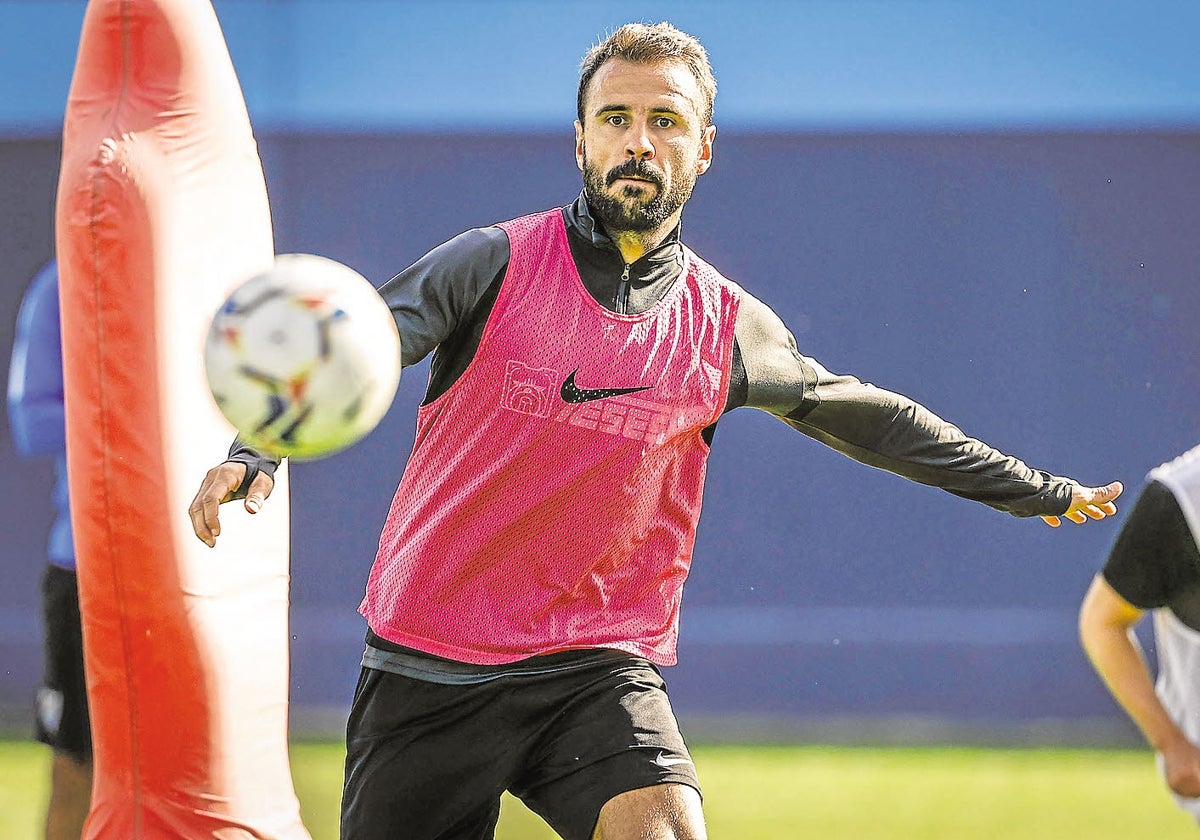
xmin=606 ymin=160 xmax=664 ymax=188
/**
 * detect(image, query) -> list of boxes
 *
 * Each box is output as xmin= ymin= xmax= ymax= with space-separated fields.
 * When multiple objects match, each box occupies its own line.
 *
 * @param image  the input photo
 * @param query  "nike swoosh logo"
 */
xmin=653 ymin=751 xmax=693 ymax=768
xmin=560 ymin=369 xmax=651 ymax=404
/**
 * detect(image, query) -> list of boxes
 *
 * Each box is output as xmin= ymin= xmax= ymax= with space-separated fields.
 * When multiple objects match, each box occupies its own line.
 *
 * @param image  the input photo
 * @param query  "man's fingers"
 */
xmin=188 ymin=500 xmax=216 ymax=547
xmin=189 ymin=480 xmax=223 ymax=547
xmin=1090 ymin=481 xmax=1124 ymax=505
xmin=1040 ymin=515 xmax=1061 ymax=528
xmin=1074 ymin=481 xmax=1123 ymax=523
xmin=1090 ymin=481 xmax=1122 ymax=519
xmin=188 ymin=462 xmax=249 ymax=546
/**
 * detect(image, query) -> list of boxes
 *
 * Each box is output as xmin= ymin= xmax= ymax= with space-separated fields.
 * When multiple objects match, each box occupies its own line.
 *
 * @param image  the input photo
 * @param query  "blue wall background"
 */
xmin=2 ymin=1 xmax=1198 ymax=741
xmin=5 ymin=1 xmax=1200 ymax=135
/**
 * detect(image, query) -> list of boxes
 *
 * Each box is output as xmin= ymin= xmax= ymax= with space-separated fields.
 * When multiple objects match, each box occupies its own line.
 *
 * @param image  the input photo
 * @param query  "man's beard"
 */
xmin=583 ymin=156 xmax=696 ymax=235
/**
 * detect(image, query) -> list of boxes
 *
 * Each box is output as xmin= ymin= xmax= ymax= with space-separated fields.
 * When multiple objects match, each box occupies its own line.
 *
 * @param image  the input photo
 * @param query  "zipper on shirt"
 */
xmin=616 ymin=263 xmax=631 ymax=314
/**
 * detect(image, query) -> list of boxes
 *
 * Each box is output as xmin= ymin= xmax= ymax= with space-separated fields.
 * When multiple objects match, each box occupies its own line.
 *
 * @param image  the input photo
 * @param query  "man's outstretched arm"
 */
xmin=730 ymin=289 xmax=1121 ymax=523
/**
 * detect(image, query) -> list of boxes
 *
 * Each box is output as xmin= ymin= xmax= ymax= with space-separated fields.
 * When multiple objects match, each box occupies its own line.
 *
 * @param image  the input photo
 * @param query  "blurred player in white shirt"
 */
xmin=1081 ymin=445 xmax=1200 ymax=820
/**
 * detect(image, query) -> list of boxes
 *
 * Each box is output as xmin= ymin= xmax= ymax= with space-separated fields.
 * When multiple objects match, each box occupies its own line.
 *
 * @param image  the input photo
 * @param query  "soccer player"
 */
xmin=190 ymin=22 xmax=1122 ymax=840
xmin=9 ymin=260 xmax=93 ymax=840
xmin=1080 ymin=446 xmax=1200 ymax=821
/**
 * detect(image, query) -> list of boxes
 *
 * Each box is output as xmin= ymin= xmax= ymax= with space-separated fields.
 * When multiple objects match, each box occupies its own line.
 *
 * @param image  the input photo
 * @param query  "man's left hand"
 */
xmin=1041 ymin=481 xmax=1123 ymax=527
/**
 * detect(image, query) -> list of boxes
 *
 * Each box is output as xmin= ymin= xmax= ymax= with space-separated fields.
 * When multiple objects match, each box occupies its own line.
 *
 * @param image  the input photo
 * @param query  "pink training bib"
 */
xmin=361 ymin=209 xmax=740 ymax=665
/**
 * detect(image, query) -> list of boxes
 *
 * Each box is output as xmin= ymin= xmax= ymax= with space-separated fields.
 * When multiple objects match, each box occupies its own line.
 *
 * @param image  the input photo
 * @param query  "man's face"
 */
xmin=575 ymin=58 xmax=715 ymax=235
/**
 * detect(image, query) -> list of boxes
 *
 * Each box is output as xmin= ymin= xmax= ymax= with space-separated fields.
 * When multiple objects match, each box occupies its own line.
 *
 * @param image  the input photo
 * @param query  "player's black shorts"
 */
xmin=341 ymin=651 xmax=700 ymax=840
xmin=35 ymin=564 xmax=92 ymax=763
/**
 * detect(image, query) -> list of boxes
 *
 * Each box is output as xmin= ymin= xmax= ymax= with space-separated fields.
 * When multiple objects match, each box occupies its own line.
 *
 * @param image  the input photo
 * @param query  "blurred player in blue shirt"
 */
xmin=9 ymin=259 xmax=92 ymax=839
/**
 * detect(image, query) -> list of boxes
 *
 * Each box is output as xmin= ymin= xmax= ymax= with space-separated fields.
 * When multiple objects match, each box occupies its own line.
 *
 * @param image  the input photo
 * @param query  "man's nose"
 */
xmin=625 ymin=126 xmax=655 ymax=160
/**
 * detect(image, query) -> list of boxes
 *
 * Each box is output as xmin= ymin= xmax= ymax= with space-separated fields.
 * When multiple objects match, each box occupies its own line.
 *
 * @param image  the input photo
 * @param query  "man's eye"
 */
xmin=606 ymin=115 xmax=627 ymax=126
xmin=654 ymin=117 xmax=675 ymax=128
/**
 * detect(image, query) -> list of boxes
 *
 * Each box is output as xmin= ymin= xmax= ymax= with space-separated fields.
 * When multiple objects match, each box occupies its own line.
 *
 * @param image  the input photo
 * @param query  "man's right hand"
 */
xmin=188 ymin=461 xmax=275 ymax=547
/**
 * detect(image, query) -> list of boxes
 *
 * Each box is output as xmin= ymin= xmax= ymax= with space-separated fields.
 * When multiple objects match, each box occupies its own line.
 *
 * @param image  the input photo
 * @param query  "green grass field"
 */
xmin=2 ymin=739 xmax=1195 ymax=839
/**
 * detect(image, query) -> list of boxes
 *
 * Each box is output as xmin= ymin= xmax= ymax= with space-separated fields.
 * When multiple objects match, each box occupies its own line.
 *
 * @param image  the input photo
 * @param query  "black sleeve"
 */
xmin=1102 ymin=479 xmax=1200 ymax=609
xmin=377 ymin=226 xmax=510 ymax=367
xmin=780 ymin=363 xmax=1073 ymax=517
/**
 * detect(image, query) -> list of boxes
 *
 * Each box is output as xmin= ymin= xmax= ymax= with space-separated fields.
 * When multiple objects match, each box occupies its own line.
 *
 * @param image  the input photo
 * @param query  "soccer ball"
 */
xmin=204 ymin=254 xmax=401 ymax=460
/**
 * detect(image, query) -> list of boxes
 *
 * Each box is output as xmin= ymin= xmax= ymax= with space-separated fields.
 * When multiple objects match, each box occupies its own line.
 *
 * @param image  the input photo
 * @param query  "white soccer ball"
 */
xmin=204 ymin=253 xmax=401 ymax=461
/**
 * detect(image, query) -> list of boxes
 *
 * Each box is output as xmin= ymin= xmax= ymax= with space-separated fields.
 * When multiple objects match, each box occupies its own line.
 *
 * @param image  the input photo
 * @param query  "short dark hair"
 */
xmin=577 ymin=22 xmax=717 ymax=126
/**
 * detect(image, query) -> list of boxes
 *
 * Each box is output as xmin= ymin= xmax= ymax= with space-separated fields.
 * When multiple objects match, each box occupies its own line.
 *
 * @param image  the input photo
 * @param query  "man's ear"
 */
xmin=574 ymin=120 xmax=585 ymax=172
xmin=697 ymin=123 xmax=716 ymax=175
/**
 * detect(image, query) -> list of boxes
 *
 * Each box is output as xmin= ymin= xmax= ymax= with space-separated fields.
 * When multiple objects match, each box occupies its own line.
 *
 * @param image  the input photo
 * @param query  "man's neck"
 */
xmin=607 ymin=213 xmax=684 ymax=265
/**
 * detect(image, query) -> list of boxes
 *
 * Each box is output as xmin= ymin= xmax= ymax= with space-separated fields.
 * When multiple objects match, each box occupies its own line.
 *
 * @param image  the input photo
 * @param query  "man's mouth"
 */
xmin=607 ymin=164 xmax=663 ymax=188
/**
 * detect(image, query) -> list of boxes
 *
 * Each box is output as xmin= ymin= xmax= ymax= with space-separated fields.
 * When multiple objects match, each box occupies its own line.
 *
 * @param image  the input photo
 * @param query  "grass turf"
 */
xmin=2 ymin=740 xmax=1195 ymax=838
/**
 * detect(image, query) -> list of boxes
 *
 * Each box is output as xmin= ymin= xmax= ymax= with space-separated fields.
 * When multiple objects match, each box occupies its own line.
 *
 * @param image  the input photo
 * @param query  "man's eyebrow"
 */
xmin=594 ymin=103 xmax=687 ymax=118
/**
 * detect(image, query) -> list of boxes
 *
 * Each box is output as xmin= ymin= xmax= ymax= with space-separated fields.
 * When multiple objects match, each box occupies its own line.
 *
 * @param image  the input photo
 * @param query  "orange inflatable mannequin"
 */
xmin=55 ymin=1 xmax=308 ymax=836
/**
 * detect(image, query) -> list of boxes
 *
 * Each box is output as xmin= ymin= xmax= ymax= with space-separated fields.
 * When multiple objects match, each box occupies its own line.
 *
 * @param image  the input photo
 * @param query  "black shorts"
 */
xmin=342 ymin=653 xmax=700 ymax=840
xmin=35 ymin=564 xmax=92 ymax=763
